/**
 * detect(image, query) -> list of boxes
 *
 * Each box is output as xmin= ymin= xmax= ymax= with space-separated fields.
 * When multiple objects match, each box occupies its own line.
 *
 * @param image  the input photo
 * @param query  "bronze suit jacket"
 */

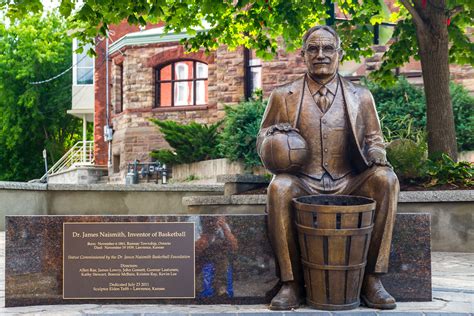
xmin=257 ymin=74 xmax=386 ymax=174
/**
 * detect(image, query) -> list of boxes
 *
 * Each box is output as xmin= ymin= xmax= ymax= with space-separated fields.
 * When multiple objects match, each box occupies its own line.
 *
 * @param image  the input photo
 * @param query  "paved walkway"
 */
xmin=0 ymin=233 xmax=472 ymax=315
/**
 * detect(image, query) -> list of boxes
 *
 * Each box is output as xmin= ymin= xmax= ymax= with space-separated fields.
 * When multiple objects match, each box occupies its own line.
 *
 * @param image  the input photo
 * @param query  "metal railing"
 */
xmin=39 ymin=141 xmax=94 ymax=182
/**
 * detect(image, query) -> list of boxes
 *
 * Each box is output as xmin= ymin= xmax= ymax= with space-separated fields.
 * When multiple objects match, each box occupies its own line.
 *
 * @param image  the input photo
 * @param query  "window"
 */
xmin=244 ymin=49 xmax=262 ymax=99
xmin=113 ymin=154 xmax=120 ymax=173
xmin=155 ymin=60 xmax=208 ymax=107
xmin=73 ymin=39 xmax=94 ymax=85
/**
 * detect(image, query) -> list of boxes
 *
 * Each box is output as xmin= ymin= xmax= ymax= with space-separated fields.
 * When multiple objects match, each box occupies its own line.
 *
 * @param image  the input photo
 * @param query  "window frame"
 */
xmin=72 ymin=39 xmax=95 ymax=86
xmin=154 ymin=59 xmax=208 ymax=108
xmin=243 ymin=48 xmax=262 ymax=100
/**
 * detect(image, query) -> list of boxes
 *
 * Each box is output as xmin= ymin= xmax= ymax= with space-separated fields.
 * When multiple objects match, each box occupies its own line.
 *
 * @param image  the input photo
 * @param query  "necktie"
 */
xmin=317 ymin=86 xmax=330 ymax=113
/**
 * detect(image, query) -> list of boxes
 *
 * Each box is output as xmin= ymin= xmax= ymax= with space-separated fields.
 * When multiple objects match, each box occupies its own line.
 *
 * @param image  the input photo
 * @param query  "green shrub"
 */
xmin=386 ymin=138 xmax=428 ymax=181
xmin=364 ymin=77 xmax=474 ymax=151
xmin=150 ymin=120 xmax=223 ymax=165
xmin=218 ymin=98 xmax=267 ymax=169
xmin=450 ymin=83 xmax=474 ymax=151
xmin=381 ymin=114 xmax=426 ymax=144
xmin=425 ymin=154 xmax=474 ymax=187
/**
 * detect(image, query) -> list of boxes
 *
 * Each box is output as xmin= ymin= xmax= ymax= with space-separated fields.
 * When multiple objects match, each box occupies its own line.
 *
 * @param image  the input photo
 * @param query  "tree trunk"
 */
xmin=412 ymin=0 xmax=458 ymax=160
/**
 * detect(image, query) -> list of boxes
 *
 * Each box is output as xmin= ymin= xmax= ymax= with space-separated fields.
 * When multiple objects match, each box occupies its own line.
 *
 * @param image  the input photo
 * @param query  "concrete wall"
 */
xmin=0 ymin=182 xmax=223 ymax=230
xmin=47 ymin=167 xmax=107 ymax=184
xmin=398 ymin=202 xmax=473 ymax=252
xmin=1 ymin=181 xmax=472 ymax=252
xmin=183 ymin=190 xmax=474 ymax=253
xmin=171 ymin=158 xmax=267 ymax=182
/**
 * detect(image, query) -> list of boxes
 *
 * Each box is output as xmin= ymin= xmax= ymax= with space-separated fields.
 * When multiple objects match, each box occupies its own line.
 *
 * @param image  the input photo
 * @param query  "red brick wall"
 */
xmin=94 ymin=21 xmax=164 ymax=166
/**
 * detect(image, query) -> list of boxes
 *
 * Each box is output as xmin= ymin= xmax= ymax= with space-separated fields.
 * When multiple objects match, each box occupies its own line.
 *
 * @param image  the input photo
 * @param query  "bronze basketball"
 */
xmin=260 ymin=130 xmax=309 ymax=174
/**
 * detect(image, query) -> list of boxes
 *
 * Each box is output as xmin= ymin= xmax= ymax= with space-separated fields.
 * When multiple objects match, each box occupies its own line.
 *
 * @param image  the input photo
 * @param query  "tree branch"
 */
xmin=399 ymin=0 xmax=425 ymax=29
xmin=449 ymin=6 xmax=463 ymax=18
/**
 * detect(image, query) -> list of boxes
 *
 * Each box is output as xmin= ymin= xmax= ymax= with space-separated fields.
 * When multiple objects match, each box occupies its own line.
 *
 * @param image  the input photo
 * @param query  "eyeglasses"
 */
xmin=305 ymin=45 xmax=339 ymax=55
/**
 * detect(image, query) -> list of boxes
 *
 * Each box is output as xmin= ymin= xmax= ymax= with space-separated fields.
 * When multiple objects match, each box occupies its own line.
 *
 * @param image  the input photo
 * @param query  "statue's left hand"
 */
xmin=265 ymin=123 xmax=300 ymax=136
xmin=368 ymin=157 xmax=392 ymax=168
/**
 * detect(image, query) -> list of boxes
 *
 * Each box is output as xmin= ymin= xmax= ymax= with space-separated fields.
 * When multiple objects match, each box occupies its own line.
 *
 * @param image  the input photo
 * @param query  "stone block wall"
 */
xmin=108 ymin=42 xmax=247 ymax=181
xmin=94 ymin=22 xmax=164 ymax=167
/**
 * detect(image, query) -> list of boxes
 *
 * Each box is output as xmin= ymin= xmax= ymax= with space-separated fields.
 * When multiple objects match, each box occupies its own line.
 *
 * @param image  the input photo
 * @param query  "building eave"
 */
xmin=109 ymin=28 xmax=208 ymax=55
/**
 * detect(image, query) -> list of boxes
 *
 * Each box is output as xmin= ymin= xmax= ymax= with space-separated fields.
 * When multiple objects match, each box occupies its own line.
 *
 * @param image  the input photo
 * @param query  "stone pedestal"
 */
xmin=5 ymin=213 xmax=431 ymax=307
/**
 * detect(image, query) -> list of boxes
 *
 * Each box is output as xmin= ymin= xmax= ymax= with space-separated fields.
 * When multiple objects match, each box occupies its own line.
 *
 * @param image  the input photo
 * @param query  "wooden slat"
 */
xmin=318 ymin=212 xmax=336 ymax=229
xmin=361 ymin=210 xmax=373 ymax=228
xmin=348 ymin=235 xmax=366 ymax=265
xmin=345 ymin=269 xmax=362 ymax=303
xmin=328 ymin=235 xmax=346 ymax=305
xmin=297 ymin=231 xmax=308 ymax=261
xmin=341 ymin=213 xmax=359 ymax=229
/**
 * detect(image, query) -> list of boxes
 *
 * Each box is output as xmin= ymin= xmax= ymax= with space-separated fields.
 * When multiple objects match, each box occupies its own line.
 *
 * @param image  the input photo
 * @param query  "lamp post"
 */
xmin=42 ymin=149 xmax=48 ymax=183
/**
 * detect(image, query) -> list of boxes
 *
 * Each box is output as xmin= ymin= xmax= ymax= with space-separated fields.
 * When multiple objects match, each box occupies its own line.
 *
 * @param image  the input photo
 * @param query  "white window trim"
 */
xmin=73 ymin=39 xmax=95 ymax=86
xmin=196 ymin=62 xmax=207 ymax=105
xmin=174 ymin=63 xmax=189 ymax=106
xmin=250 ymin=58 xmax=262 ymax=91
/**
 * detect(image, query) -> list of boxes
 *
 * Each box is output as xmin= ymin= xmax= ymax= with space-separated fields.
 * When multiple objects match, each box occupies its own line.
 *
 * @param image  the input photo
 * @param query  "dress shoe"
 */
xmin=361 ymin=274 xmax=396 ymax=310
xmin=269 ymin=281 xmax=302 ymax=310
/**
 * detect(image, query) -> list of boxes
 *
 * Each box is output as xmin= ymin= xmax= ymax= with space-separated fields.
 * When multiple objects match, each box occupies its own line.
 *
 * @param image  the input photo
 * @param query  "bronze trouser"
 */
xmin=266 ymin=166 xmax=399 ymax=282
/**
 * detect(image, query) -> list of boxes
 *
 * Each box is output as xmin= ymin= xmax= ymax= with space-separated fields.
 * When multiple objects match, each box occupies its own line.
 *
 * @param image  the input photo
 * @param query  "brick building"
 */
xmin=70 ymin=20 xmax=471 ymax=184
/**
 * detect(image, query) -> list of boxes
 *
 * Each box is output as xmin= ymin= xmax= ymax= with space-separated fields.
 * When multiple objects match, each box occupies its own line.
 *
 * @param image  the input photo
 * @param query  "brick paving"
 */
xmin=0 ymin=233 xmax=472 ymax=315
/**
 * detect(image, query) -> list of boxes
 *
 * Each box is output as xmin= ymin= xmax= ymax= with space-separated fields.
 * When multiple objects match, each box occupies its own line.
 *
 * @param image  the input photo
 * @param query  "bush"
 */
xmin=386 ymin=139 xmax=428 ymax=181
xmin=150 ymin=120 xmax=223 ymax=165
xmin=450 ymin=83 xmax=474 ymax=151
xmin=364 ymin=77 xmax=474 ymax=151
xmin=425 ymin=154 xmax=474 ymax=187
xmin=218 ymin=97 xmax=267 ymax=169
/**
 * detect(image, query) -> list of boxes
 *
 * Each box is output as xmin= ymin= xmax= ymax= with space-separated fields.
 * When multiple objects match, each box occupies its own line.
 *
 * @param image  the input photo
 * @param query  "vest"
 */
xmin=298 ymin=79 xmax=353 ymax=180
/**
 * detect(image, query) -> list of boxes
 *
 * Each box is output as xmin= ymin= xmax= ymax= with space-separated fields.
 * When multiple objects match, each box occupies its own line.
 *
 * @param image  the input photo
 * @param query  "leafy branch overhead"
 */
xmin=3 ymin=0 xmax=472 ymax=160
xmin=2 ymin=1 xmax=472 ymax=78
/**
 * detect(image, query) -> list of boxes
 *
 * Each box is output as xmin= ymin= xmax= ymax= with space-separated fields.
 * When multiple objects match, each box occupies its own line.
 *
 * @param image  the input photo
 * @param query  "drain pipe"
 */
xmin=104 ymin=34 xmax=113 ymax=167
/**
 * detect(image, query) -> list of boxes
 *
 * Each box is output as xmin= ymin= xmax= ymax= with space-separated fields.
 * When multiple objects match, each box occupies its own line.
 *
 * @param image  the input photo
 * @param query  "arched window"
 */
xmin=155 ymin=60 xmax=208 ymax=107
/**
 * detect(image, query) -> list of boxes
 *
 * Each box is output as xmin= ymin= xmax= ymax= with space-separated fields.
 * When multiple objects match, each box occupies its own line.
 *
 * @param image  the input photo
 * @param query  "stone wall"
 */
xmin=95 ymin=23 xmax=156 ymax=166
xmin=107 ymin=42 xmax=247 ymax=181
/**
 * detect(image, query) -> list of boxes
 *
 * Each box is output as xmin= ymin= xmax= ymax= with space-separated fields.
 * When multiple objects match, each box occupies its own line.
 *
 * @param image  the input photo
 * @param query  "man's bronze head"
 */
xmin=301 ymin=25 xmax=343 ymax=81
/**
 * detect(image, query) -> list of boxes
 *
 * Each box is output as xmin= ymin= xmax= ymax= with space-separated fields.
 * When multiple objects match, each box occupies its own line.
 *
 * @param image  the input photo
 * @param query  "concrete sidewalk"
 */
xmin=1 ymin=233 xmax=472 ymax=315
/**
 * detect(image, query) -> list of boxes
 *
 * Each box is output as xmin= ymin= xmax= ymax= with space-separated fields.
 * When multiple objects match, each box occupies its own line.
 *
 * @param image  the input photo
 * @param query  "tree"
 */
xmin=0 ymin=13 xmax=83 ymax=181
xmin=2 ymin=0 xmax=472 ymax=159
xmin=372 ymin=0 xmax=473 ymax=160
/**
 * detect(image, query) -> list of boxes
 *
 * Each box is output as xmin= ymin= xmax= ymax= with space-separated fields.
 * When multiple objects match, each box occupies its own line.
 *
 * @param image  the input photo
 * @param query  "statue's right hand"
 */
xmin=265 ymin=123 xmax=299 ymax=136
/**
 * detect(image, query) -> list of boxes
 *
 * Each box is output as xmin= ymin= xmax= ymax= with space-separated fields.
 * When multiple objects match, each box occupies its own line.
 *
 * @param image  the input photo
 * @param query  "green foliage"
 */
xmin=365 ymin=77 xmax=474 ymax=151
xmin=218 ymin=98 xmax=267 ymax=169
xmin=450 ymin=83 xmax=474 ymax=151
xmin=185 ymin=174 xmax=199 ymax=181
xmin=150 ymin=120 xmax=223 ymax=165
xmin=386 ymin=140 xmax=473 ymax=187
xmin=2 ymin=1 xmax=471 ymax=70
xmin=425 ymin=154 xmax=474 ymax=187
xmin=0 ymin=13 xmax=83 ymax=181
xmin=386 ymin=139 xmax=427 ymax=181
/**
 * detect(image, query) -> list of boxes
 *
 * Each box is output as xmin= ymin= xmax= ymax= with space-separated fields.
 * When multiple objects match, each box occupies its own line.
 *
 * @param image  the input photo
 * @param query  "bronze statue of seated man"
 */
xmin=257 ymin=25 xmax=399 ymax=311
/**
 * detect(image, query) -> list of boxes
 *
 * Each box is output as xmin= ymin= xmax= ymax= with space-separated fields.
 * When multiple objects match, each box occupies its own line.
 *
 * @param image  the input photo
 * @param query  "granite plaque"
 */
xmin=5 ymin=214 xmax=429 ymax=307
xmin=63 ymin=222 xmax=195 ymax=299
